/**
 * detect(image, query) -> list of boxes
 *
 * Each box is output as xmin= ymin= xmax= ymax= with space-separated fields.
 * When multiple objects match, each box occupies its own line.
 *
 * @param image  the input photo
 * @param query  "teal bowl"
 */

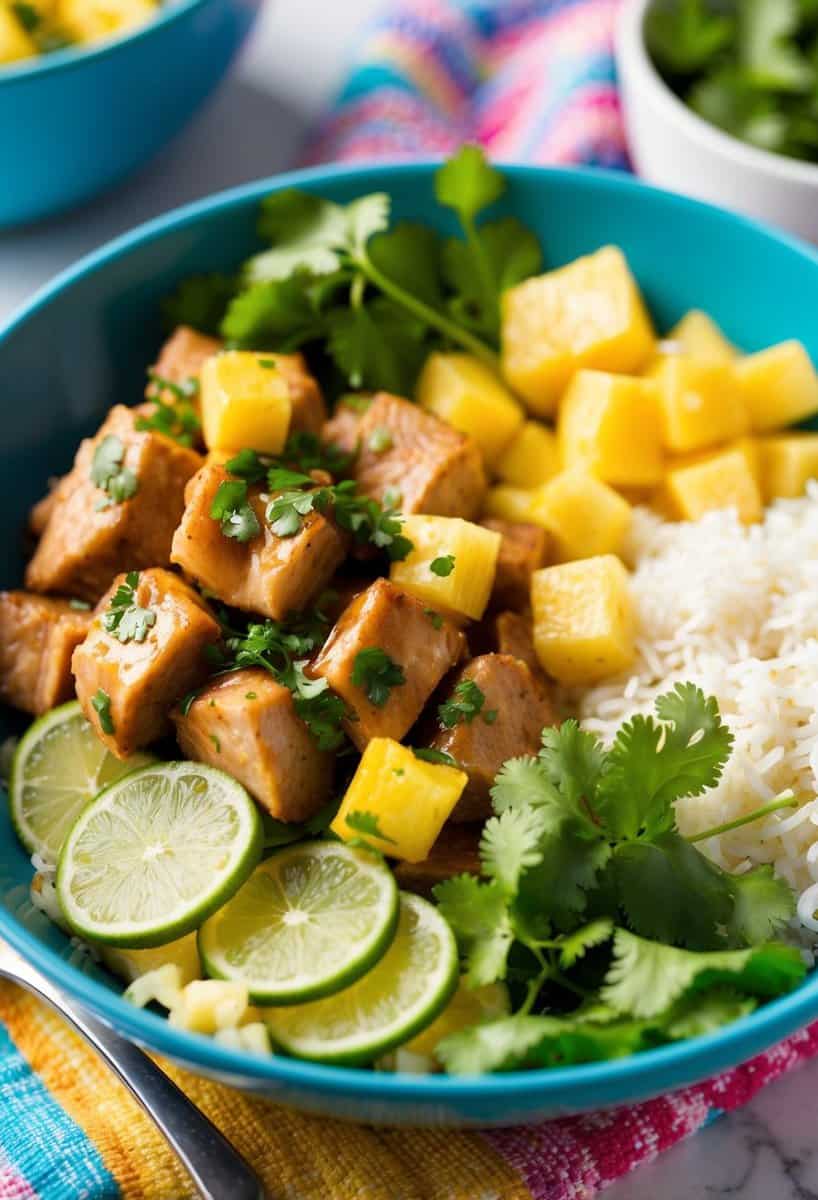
xmin=0 ymin=0 xmax=261 ymax=227
xmin=2 ymin=163 xmax=818 ymax=1125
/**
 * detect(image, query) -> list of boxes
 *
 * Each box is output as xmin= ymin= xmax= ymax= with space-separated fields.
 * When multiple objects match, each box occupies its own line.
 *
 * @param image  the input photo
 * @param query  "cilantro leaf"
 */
xmin=514 ymin=825 xmax=611 ymax=935
xmin=413 ymin=748 xmax=458 ymax=767
xmin=351 ymin=648 xmax=405 ymax=707
xmin=430 ymin=554 xmax=455 ymax=577
xmin=441 ymin=218 xmax=543 ymax=340
xmin=433 ymin=875 xmax=514 ymax=987
xmin=661 ymin=987 xmax=757 ymax=1041
xmin=220 ymin=276 xmax=327 ymax=349
xmin=556 ymin=918 xmax=615 ymax=969
xmin=90 ymin=435 xmax=139 ymax=508
xmin=479 ymin=807 xmax=547 ymax=895
xmin=326 ymin=297 xmax=428 ymax=394
xmin=436 ymin=1014 xmax=550 ymax=1075
xmin=434 ymin=144 xmax=505 ymax=224
xmin=344 ymin=810 xmax=397 ymax=845
xmin=438 ymin=679 xmax=489 ymax=729
xmin=161 ymin=273 xmax=235 ymax=335
xmin=602 ymin=929 xmax=805 ymax=1020
xmin=645 ymin=0 xmax=734 ymax=76
xmin=102 ymin=572 xmax=156 ymax=644
xmin=91 ymin=689 xmax=115 ymax=735
xmin=490 ymin=756 xmax=560 ymax=815
xmin=368 ymin=223 xmax=444 ymax=307
xmin=538 ymin=721 xmax=608 ymax=820
xmin=136 ymin=393 xmax=200 ymax=447
xmin=210 ymin=480 xmax=261 ymax=543
xmin=739 ymin=0 xmax=813 ymax=92
xmin=727 ymin=864 xmax=796 ymax=945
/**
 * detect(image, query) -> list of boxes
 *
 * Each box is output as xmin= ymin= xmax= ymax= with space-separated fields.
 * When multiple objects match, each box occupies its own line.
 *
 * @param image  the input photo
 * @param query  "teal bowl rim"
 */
xmin=3 ymin=160 xmax=818 ymax=1108
xmin=0 ymin=0 xmax=210 ymax=84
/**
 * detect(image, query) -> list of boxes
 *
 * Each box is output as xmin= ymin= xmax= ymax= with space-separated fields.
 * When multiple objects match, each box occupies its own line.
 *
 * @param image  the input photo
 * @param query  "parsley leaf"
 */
xmin=90 ymin=435 xmax=139 ymax=508
xmin=430 ymin=554 xmax=455 ymax=577
xmin=438 ymin=679 xmax=491 ymax=729
xmin=344 ymin=810 xmax=397 ymax=845
xmin=102 ymin=572 xmax=156 ymax=644
xmin=91 ymin=689 xmax=115 ymax=735
xmin=351 ymin=648 xmax=405 ymax=707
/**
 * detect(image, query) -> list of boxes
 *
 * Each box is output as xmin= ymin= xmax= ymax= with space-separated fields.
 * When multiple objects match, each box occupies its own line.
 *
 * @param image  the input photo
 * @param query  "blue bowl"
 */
xmin=3 ymin=162 xmax=818 ymax=1126
xmin=0 ymin=0 xmax=261 ymax=227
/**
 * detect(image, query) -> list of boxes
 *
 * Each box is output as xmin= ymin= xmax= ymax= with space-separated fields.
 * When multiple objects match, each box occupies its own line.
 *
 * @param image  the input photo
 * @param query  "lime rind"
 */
xmin=9 ymin=701 xmax=153 ymax=864
xmin=263 ymin=892 xmax=459 ymax=1065
xmin=198 ymin=840 xmax=400 ymax=1005
xmin=56 ymin=761 xmax=263 ymax=948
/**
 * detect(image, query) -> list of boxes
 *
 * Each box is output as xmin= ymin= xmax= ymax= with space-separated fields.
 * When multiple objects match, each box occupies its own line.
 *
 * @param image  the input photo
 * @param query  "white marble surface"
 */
xmin=3 ymin=3 xmax=818 ymax=1196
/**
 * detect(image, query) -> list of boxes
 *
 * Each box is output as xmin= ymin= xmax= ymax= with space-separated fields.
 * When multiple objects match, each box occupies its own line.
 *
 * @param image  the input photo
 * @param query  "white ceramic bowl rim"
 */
xmin=617 ymin=0 xmax=818 ymax=186
xmin=0 ymin=0 xmax=209 ymax=83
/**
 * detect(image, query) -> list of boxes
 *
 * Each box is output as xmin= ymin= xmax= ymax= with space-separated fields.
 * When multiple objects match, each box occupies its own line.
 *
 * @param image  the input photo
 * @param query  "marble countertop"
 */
xmin=2 ymin=2 xmax=817 ymax=1195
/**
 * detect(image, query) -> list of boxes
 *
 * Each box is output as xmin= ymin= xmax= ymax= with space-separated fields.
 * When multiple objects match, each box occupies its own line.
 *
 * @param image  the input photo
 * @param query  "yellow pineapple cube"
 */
xmin=332 ymin=738 xmax=468 ymax=863
xmin=58 ymin=0 xmax=157 ymax=42
xmin=495 ymin=420 xmax=560 ymax=487
xmin=0 ymin=5 xmax=36 ymax=61
xmin=759 ymin=434 xmax=818 ymax=500
xmin=416 ymin=352 xmax=524 ymax=467
xmin=531 ymin=555 xmax=634 ymax=685
xmin=735 ymin=341 xmax=818 ymax=432
xmin=665 ymin=445 xmax=763 ymax=524
xmin=200 ymin=351 xmax=292 ymax=455
xmin=541 ymin=470 xmax=632 ymax=562
xmin=501 ymin=246 xmax=656 ymax=417
xmin=100 ymin=931 xmax=200 ymax=987
xmin=390 ymin=515 xmax=501 ymax=620
xmin=651 ymin=356 xmax=748 ymax=452
xmin=668 ymin=311 xmax=737 ymax=365
xmin=484 ymin=483 xmax=550 ymax=526
xmin=168 ymin=980 xmax=250 ymax=1035
xmin=559 ymin=370 xmax=664 ymax=487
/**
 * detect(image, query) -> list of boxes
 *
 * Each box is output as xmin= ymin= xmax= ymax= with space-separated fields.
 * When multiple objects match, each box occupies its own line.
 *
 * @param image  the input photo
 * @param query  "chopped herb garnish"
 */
xmin=430 ymin=554 xmax=456 ymax=577
xmin=345 ymin=810 xmax=397 ymax=845
xmin=245 ymin=691 xmax=257 ymax=700
xmin=351 ymin=647 xmax=405 ymax=707
xmin=367 ymin=426 xmax=393 ymax=454
xmin=264 ymin=477 xmax=413 ymax=560
xmin=179 ymin=690 xmax=199 ymax=716
xmin=438 ymin=679 xmax=493 ymax=728
xmin=137 ymin=382 xmax=200 ymax=447
xmin=90 ymin=435 xmax=139 ymax=508
xmin=424 ymin=608 xmax=444 ymax=630
xmin=393 ymin=768 xmax=405 ymax=777
xmin=91 ymin=689 xmax=115 ymax=735
xmin=69 ymin=598 xmax=91 ymax=611
xmin=102 ymin=571 xmax=156 ymax=644
xmin=11 ymin=1 xmax=39 ymax=31
xmin=209 ymin=479 xmax=261 ymax=543
xmin=258 ymin=358 xmax=277 ymax=368
xmin=413 ymin=747 xmax=457 ymax=767
xmin=209 ymin=733 xmax=221 ymax=753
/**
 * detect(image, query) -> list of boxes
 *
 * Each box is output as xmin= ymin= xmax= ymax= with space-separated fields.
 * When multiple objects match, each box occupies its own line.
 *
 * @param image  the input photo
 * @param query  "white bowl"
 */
xmin=616 ymin=0 xmax=818 ymax=243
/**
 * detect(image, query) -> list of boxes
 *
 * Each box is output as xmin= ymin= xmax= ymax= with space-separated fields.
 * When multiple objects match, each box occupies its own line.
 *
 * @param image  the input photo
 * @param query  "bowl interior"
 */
xmin=3 ymin=163 xmax=818 ymax=1121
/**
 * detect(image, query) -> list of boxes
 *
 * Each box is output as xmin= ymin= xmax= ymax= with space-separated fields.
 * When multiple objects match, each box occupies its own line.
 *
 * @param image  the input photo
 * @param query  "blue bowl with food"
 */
xmin=0 ymin=0 xmax=261 ymax=227
xmin=2 ymin=156 xmax=818 ymax=1127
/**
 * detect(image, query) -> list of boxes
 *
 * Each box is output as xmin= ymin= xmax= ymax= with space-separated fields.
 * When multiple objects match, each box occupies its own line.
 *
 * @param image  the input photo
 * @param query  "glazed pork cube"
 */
xmin=0 ymin=592 xmax=91 ymax=715
xmin=171 ymin=462 xmax=347 ymax=619
xmin=147 ymin=325 xmax=222 ymax=402
xmin=352 ymin=392 xmax=487 ymax=519
xmin=310 ymin=578 xmax=465 ymax=751
xmin=173 ymin=669 xmax=333 ymax=823
xmin=480 ymin=518 xmax=550 ymax=611
xmin=322 ymin=396 xmax=369 ymax=457
xmin=25 ymin=406 xmax=202 ymax=602
xmin=480 ymin=610 xmax=542 ymax=676
xmin=393 ymin=825 xmax=482 ymax=896
xmin=72 ymin=568 xmax=221 ymax=758
xmin=274 ymin=352 xmax=327 ymax=435
xmin=427 ymin=654 xmax=558 ymax=822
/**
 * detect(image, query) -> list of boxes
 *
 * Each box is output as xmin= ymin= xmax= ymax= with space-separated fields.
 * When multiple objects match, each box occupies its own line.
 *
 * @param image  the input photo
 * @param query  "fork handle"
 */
xmin=1 ymin=949 xmax=265 ymax=1200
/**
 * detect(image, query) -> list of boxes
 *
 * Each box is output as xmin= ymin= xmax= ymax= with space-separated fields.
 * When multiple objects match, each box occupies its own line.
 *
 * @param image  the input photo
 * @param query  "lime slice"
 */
xmin=198 ymin=840 xmax=399 ymax=1005
xmin=263 ymin=892 xmax=458 ymax=1065
xmin=9 ymin=701 xmax=153 ymax=865
xmin=56 ymin=762 xmax=262 ymax=948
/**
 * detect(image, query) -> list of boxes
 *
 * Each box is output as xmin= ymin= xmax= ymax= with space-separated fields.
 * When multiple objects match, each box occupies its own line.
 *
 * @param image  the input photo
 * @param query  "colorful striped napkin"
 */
xmin=4 ymin=2 xmax=818 ymax=1198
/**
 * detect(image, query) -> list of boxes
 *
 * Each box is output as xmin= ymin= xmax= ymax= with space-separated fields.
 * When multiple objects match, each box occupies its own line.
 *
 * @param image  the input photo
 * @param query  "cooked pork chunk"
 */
xmin=173 ymin=669 xmax=333 ymax=822
xmin=148 ymin=326 xmax=222 ymax=401
xmin=322 ymin=397 xmax=367 ymax=457
xmin=310 ymin=578 xmax=465 ymax=751
xmin=481 ymin=610 xmax=542 ymax=676
xmin=480 ymin=518 xmax=550 ymax=611
xmin=0 ymin=592 xmax=91 ymax=715
xmin=352 ymin=393 xmax=487 ymax=518
xmin=427 ymin=653 xmax=558 ymax=822
xmin=25 ymin=407 xmax=202 ymax=603
xmin=171 ymin=462 xmax=348 ymax=619
xmin=273 ymin=352 xmax=328 ymax=434
xmin=72 ymin=568 xmax=220 ymax=758
xmin=394 ymin=825 xmax=481 ymax=896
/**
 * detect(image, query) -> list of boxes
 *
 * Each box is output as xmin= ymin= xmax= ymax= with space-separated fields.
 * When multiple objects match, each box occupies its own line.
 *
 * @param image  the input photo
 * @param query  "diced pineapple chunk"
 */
xmin=668 ymin=311 xmax=737 ymax=365
xmin=495 ymin=420 xmax=560 ymax=487
xmin=759 ymin=434 xmax=818 ymax=500
xmin=100 ymin=931 xmax=201 ymax=987
xmin=735 ymin=341 xmax=818 ymax=432
xmin=543 ymin=470 xmax=633 ymax=562
xmin=58 ymin=0 xmax=158 ymax=42
xmin=123 ymin=965 xmax=185 ymax=1012
xmin=390 ymin=515 xmax=501 ymax=620
xmin=559 ymin=370 xmax=664 ymax=486
xmin=0 ymin=5 xmax=36 ymax=61
xmin=168 ymin=980 xmax=250 ymax=1034
xmin=200 ymin=351 xmax=292 ymax=455
xmin=416 ymin=353 xmax=524 ymax=466
xmin=651 ymin=356 xmax=747 ymax=452
xmin=531 ymin=556 xmax=634 ymax=685
xmin=665 ymin=445 xmax=763 ymax=524
xmin=332 ymin=738 xmax=467 ymax=862
xmin=501 ymin=246 xmax=656 ymax=416
xmin=484 ymin=483 xmax=549 ymax=526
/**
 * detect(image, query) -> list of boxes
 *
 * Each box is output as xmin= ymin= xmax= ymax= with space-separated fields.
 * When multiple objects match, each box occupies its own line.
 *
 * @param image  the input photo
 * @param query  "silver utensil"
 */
xmin=0 ymin=940 xmax=265 ymax=1200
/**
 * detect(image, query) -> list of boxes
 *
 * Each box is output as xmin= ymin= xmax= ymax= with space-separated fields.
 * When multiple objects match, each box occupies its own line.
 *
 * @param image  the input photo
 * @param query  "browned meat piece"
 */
xmin=273 ymin=353 xmax=327 ymax=435
xmin=171 ymin=462 xmax=348 ymax=620
xmin=428 ymin=653 xmax=558 ymax=822
xmin=480 ymin=518 xmax=550 ymax=611
xmin=322 ymin=397 xmax=368 ymax=457
xmin=484 ymin=610 xmax=542 ymax=676
xmin=147 ymin=326 xmax=222 ymax=401
xmin=28 ymin=484 xmax=61 ymax=539
xmin=311 ymin=578 xmax=465 ymax=751
xmin=394 ymin=825 xmax=482 ymax=896
xmin=25 ymin=407 xmax=202 ymax=603
xmin=72 ymin=568 xmax=221 ymax=758
xmin=0 ymin=592 xmax=91 ymax=715
xmin=352 ymin=393 xmax=487 ymax=518
xmin=173 ymin=669 xmax=333 ymax=822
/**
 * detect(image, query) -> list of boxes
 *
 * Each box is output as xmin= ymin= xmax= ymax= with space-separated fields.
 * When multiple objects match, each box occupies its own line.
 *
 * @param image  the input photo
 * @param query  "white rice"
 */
xmin=567 ymin=483 xmax=818 ymax=941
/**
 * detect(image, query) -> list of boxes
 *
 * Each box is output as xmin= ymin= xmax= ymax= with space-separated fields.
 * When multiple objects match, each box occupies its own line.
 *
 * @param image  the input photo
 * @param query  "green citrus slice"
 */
xmin=198 ymin=840 xmax=399 ymax=1004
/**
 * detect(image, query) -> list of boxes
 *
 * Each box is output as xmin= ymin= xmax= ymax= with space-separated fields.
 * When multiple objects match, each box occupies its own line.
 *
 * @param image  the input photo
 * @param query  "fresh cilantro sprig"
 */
xmin=345 ymin=810 xmax=397 ymax=845
xmin=438 ymin=680 xmax=497 ymax=729
xmin=265 ymin=477 xmax=413 ymax=561
xmin=351 ymin=648 xmax=405 ymax=707
xmin=102 ymin=572 xmax=156 ymax=644
xmin=90 ymin=435 xmax=139 ymax=509
xmin=91 ymin=689 xmax=115 ymax=735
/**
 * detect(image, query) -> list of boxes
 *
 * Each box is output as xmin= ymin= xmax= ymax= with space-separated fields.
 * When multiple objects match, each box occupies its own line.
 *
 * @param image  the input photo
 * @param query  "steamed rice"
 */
xmin=567 ymin=483 xmax=818 ymax=940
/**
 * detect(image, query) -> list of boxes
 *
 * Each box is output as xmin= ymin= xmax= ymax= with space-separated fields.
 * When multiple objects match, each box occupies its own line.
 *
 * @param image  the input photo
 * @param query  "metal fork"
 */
xmin=0 ymin=940 xmax=265 ymax=1200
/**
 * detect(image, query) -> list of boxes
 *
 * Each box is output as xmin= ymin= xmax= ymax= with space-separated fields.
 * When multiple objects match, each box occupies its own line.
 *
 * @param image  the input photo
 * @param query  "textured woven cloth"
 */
xmin=4 ymin=1 xmax=818 ymax=1197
